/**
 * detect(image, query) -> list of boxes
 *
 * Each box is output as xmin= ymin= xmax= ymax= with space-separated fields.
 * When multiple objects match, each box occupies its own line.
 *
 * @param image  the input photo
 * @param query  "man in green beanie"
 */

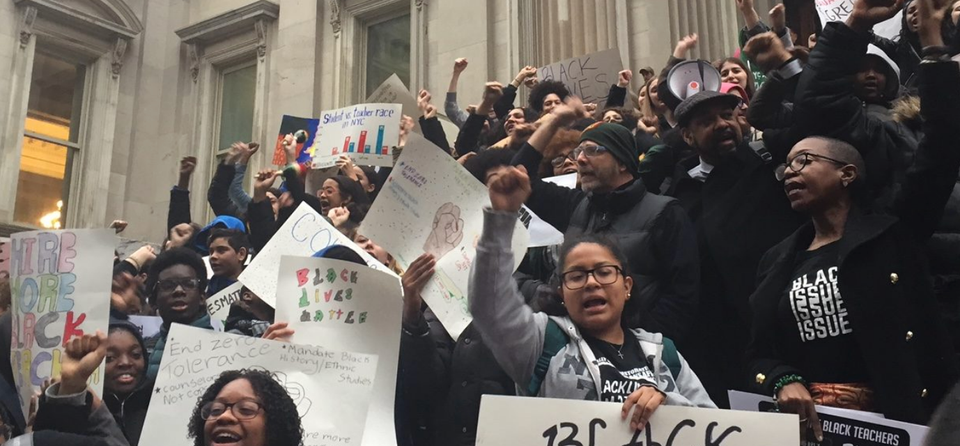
xmin=510 ymin=97 xmax=700 ymax=344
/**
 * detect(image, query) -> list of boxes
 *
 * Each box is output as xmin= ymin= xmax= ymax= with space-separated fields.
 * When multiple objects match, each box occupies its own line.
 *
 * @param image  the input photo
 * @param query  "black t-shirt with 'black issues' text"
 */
xmin=778 ymin=241 xmax=869 ymax=383
xmin=583 ymin=333 xmax=657 ymax=402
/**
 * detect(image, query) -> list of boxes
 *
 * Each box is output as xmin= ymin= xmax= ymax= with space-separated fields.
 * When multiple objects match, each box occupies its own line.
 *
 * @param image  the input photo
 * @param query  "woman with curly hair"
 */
xmin=527 ymin=80 xmax=570 ymax=115
xmin=188 ymin=369 xmax=303 ymax=446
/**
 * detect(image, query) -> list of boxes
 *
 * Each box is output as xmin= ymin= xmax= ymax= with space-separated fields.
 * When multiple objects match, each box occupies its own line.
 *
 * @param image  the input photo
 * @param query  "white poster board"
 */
xmin=544 ymin=172 xmax=578 ymax=189
xmin=366 ymin=73 xmax=421 ymax=133
xmin=522 ymin=173 xmax=579 ymax=247
xmin=360 ymin=134 xmax=529 ymax=340
xmin=538 ymin=48 xmax=623 ymax=106
xmin=206 ymin=281 xmax=244 ymax=326
xmin=139 ymin=325 xmax=379 ymax=446
xmin=238 ymin=202 xmax=396 ymax=309
xmin=729 ymin=390 xmax=929 ymax=446
xmin=8 ymin=229 xmax=115 ymax=418
xmin=309 ymin=103 xmax=402 ymax=169
xmin=476 ymin=395 xmax=799 ymax=445
xmin=815 ymin=0 xmax=902 ymax=39
xmin=276 ymin=256 xmax=403 ymax=446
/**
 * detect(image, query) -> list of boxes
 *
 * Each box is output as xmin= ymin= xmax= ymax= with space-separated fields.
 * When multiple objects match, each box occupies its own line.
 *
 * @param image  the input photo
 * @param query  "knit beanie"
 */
xmin=579 ymin=122 xmax=640 ymax=178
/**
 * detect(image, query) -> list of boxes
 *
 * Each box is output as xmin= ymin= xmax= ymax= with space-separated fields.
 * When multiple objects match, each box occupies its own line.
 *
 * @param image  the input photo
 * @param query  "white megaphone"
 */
xmin=666 ymin=60 xmax=722 ymax=103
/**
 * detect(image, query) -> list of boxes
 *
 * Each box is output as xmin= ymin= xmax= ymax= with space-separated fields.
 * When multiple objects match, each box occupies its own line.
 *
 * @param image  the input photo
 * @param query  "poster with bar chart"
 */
xmin=309 ymin=103 xmax=402 ymax=169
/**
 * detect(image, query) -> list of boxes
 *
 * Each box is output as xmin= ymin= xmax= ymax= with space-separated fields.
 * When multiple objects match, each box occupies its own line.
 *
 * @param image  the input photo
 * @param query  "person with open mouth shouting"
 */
xmin=103 ymin=318 xmax=153 ymax=446
xmin=188 ymin=369 xmax=302 ymax=446
xmin=469 ymin=164 xmax=715 ymax=433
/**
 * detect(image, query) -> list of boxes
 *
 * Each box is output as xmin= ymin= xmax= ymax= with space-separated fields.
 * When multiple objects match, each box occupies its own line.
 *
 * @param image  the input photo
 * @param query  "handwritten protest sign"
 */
xmin=366 ymin=73 xmax=421 ymax=133
xmin=360 ymin=134 xmax=529 ymax=340
xmin=238 ymin=202 xmax=395 ymax=308
xmin=538 ymin=48 xmax=623 ymax=106
xmin=308 ymin=103 xmax=402 ymax=169
xmin=272 ymin=115 xmax=320 ymax=165
xmin=8 ymin=229 xmax=115 ymax=417
xmin=729 ymin=390 xmax=929 ymax=446
xmin=815 ymin=0 xmax=902 ymax=39
xmin=276 ymin=256 xmax=403 ymax=446
xmin=476 ymin=395 xmax=799 ymax=445
xmin=140 ymin=325 xmax=378 ymax=446
xmin=0 ymin=237 xmax=9 ymax=279
xmin=206 ymin=281 xmax=244 ymax=326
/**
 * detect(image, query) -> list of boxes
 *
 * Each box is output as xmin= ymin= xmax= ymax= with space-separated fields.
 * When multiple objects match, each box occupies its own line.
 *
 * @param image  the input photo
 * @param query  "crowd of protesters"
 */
xmin=1 ymin=0 xmax=960 ymax=445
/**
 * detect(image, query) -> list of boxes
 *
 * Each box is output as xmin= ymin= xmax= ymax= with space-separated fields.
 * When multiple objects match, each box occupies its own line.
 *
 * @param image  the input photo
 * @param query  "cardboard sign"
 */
xmin=309 ymin=103 xmax=402 ymax=169
xmin=360 ymin=134 xmax=529 ymax=340
xmin=206 ymin=281 xmax=244 ymax=326
xmin=276 ymin=256 xmax=403 ymax=446
xmin=538 ymin=48 xmax=623 ymax=106
xmin=237 ymin=202 xmax=396 ymax=309
xmin=815 ymin=0 xmax=902 ymax=39
xmin=139 ymin=325 xmax=379 ymax=446
xmin=272 ymin=115 xmax=320 ymax=166
xmin=8 ymin=229 xmax=115 ymax=418
xmin=476 ymin=395 xmax=799 ymax=445
xmin=728 ymin=390 xmax=929 ymax=446
xmin=366 ymin=73 xmax=421 ymax=133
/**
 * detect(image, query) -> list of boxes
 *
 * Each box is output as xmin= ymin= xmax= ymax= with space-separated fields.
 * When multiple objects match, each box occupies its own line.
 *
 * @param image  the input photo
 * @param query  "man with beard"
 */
xmin=666 ymin=90 xmax=805 ymax=407
xmin=513 ymin=97 xmax=700 ymax=343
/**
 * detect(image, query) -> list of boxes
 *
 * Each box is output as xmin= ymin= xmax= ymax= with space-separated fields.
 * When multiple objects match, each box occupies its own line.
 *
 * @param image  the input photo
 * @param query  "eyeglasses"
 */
xmin=775 ymin=152 xmax=849 ymax=182
xmin=155 ymin=278 xmax=202 ymax=293
xmin=560 ymin=265 xmax=623 ymax=290
xmin=571 ymin=145 xmax=609 ymax=160
xmin=200 ymin=399 xmax=263 ymax=421
xmin=551 ymin=152 xmax=576 ymax=168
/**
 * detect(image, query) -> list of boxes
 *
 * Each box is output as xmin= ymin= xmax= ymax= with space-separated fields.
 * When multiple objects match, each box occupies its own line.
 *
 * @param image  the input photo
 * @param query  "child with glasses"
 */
xmin=144 ymin=248 xmax=214 ymax=380
xmin=188 ymin=369 xmax=302 ymax=446
xmin=469 ymin=165 xmax=714 ymax=432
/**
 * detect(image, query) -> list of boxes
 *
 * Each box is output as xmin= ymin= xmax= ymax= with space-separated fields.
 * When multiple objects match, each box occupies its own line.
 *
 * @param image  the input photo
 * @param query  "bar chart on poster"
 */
xmin=309 ymin=103 xmax=402 ymax=168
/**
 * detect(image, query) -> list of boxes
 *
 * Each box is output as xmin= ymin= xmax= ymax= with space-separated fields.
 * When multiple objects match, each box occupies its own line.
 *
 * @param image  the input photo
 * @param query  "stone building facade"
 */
xmin=0 ymin=0 xmax=774 ymax=242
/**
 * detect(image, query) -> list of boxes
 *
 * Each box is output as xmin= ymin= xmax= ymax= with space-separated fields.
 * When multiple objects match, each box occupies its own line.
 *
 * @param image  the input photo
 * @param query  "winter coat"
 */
xmin=167 ymin=187 xmax=191 ymax=232
xmin=146 ymin=314 xmax=213 ymax=380
xmin=208 ymin=162 xmax=244 ymax=220
xmin=104 ymin=319 xmax=153 ymax=446
xmin=663 ymin=140 xmax=805 ymax=408
xmin=514 ymin=142 xmax=700 ymax=342
xmin=468 ymin=209 xmax=715 ymax=407
xmin=747 ymin=59 xmax=960 ymax=424
xmin=795 ymin=22 xmax=919 ymax=205
xmin=398 ymin=310 xmax=516 ymax=446
xmin=23 ymin=385 xmax=131 ymax=446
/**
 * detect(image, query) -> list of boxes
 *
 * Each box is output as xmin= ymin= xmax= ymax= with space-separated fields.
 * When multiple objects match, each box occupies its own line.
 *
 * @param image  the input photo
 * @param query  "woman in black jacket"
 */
xmin=746 ymin=44 xmax=960 ymax=431
xmin=104 ymin=319 xmax=154 ymax=446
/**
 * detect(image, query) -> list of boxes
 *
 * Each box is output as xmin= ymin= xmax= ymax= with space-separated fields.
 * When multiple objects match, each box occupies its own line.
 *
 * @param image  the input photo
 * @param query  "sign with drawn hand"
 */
xmin=360 ymin=134 xmax=529 ymax=340
xmin=139 ymin=325 xmax=379 ymax=446
xmin=276 ymin=256 xmax=403 ymax=446
xmin=8 ymin=229 xmax=115 ymax=418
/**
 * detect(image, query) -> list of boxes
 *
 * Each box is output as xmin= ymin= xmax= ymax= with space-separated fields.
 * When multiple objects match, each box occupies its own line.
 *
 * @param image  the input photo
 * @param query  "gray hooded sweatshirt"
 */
xmin=469 ymin=209 xmax=716 ymax=407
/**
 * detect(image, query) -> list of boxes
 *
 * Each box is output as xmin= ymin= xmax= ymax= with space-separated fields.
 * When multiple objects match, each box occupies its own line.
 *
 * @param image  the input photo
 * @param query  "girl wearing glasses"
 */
xmin=748 ymin=126 xmax=960 ymax=434
xmin=188 ymin=369 xmax=302 ymax=446
xmin=469 ymin=166 xmax=714 ymax=432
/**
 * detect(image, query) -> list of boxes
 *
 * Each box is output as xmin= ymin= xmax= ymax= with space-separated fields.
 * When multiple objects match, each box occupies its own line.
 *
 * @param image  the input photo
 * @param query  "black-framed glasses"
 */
xmin=775 ymin=152 xmax=849 ymax=182
xmin=200 ymin=399 xmax=263 ymax=421
xmin=561 ymin=265 xmax=623 ymax=290
xmin=571 ymin=145 xmax=609 ymax=160
xmin=155 ymin=278 xmax=202 ymax=293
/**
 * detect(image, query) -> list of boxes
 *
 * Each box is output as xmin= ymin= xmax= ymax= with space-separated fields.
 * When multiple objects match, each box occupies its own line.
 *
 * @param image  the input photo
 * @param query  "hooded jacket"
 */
xmin=103 ymin=320 xmax=153 ymax=446
xmin=468 ymin=209 xmax=715 ymax=407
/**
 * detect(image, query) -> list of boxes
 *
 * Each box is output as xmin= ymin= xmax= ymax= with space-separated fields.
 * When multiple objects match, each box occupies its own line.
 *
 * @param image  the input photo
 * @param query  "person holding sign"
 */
xmin=469 ymin=164 xmax=714 ymax=433
xmin=144 ymin=248 xmax=214 ymax=379
xmin=747 ymin=0 xmax=960 ymax=428
xmin=187 ymin=369 xmax=303 ymax=446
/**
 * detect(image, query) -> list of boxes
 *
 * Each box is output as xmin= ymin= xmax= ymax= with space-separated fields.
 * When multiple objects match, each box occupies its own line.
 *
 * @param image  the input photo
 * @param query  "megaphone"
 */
xmin=660 ymin=60 xmax=722 ymax=112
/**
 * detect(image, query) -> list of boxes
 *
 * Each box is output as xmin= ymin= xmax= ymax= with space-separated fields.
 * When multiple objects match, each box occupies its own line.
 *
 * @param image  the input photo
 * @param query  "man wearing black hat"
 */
xmin=511 ymin=97 xmax=700 ymax=344
xmin=666 ymin=89 xmax=804 ymax=408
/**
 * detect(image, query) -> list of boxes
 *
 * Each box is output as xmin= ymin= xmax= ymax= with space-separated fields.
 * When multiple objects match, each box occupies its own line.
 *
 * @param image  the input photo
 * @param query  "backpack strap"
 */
xmin=526 ymin=319 xmax=569 ymax=395
xmin=661 ymin=336 xmax=682 ymax=381
xmin=748 ymin=140 xmax=773 ymax=164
